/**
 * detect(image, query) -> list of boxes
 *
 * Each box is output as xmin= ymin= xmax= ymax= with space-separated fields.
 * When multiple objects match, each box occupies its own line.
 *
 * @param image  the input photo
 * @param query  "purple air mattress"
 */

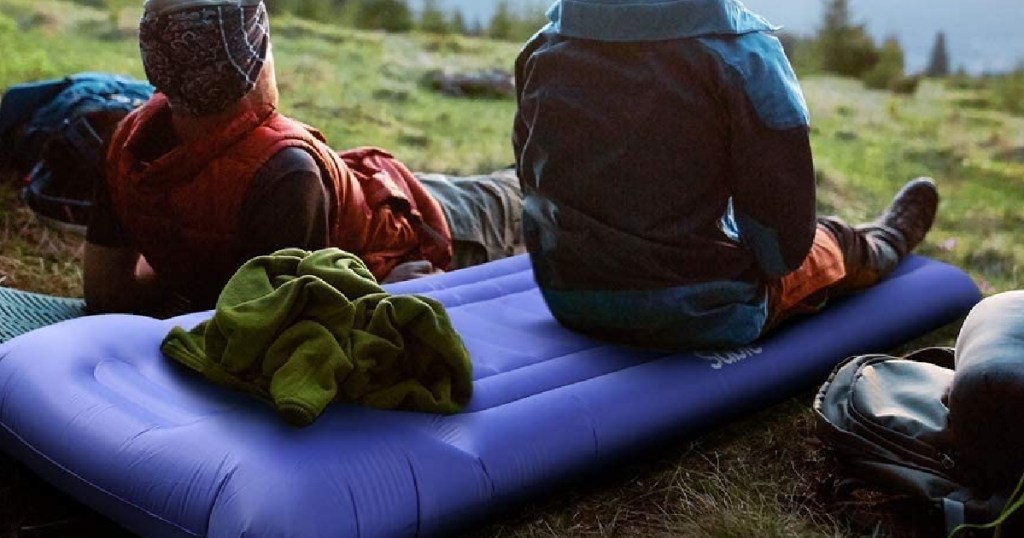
xmin=0 ymin=255 xmax=979 ymax=537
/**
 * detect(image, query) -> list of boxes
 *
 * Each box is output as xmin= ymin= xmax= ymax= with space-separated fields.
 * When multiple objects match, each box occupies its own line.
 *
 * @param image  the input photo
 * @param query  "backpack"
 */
xmin=0 ymin=72 xmax=153 ymax=231
xmin=814 ymin=345 xmax=1024 ymax=537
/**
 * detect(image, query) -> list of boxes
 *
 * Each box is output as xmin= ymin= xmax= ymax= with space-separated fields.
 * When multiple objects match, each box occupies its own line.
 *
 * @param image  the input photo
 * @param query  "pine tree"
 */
xmin=470 ymin=18 xmax=485 ymax=37
xmin=296 ymin=0 xmax=336 ymax=22
xmin=353 ymin=0 xmax=413 ymax=33
xmin=818 ymin=0 xmax=852 ymax=59
xmin=863 ymin=36 xmax=906 ymax=90
xmin=419 ymin=0 xmax=449 ymax=35
xmin=925 ymin=31 xmax=951 ymax=77
xmin=817 ymin=0 xmax=879 ymax=78
xmin=272 ymin=0 xmax=345 ymax=22
xmin=489 ymin=0 xmax=514 ymax=41
xmin=514 ymin=1 xmax=548 ymax=40
xmin=450 ymin=9 xmax=467 ymax=36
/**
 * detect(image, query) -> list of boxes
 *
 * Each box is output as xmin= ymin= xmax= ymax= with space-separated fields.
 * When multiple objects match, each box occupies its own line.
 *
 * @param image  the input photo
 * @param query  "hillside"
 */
xmin=2 ymin=0 xmax=1024 ymax=536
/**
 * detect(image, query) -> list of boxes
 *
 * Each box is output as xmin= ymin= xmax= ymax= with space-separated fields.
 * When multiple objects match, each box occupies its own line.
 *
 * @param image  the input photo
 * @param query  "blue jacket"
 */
xmin=513 ymin=0 xmax=817 ymax=349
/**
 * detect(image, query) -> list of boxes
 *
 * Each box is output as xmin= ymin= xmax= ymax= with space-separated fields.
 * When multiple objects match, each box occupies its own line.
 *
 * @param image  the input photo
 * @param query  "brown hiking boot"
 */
xmin=819 ymin=177 xmax=939 ymax=293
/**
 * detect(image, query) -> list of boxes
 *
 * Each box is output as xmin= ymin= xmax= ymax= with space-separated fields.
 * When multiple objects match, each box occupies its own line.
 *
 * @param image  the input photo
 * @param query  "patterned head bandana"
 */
xmin=139 ymin=0 xmax=270 ymax=117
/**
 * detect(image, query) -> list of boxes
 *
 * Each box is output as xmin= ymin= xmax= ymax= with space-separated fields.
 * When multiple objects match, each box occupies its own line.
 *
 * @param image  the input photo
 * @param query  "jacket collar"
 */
xmin=546 ymin=0 xmax=778 ymax=42
xmin=122 ymin=93 xmax=277 ymax=190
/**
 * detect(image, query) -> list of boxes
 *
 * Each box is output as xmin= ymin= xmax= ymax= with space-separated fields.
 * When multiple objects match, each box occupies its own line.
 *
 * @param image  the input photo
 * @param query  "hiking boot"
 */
xmin=819 ymin=177 xmax=939 ymax=293
xmin=858 ymin=177 xmax=939 ymax=258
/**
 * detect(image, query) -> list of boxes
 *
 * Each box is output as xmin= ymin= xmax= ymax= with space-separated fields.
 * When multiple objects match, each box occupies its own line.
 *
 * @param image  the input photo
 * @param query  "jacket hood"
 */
xmin=546 ymin=0 xmax=778 ymax=42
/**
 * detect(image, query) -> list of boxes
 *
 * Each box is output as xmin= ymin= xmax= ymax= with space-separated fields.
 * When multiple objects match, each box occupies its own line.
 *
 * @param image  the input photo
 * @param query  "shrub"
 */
xmin=862 ymin=37 xmax=915 ymax=95
xmin=817 ymin=0 xmax=879 ymax=78
xmin=990 ymin=69 xmax=1024 ymax=116
xmin=890 ymin=75 xmax=921 ymax=96
xmin=778 ymin=32 xmax=820 ymax=75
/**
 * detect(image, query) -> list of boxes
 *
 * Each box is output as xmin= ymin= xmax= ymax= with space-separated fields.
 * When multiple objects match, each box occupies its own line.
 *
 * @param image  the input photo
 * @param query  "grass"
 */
xmin=1 ymin=0 xmax=1022 ymax=536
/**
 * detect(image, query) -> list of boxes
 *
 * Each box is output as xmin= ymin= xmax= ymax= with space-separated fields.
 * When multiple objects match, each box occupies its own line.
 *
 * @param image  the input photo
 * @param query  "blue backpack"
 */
xmin=0 ymin=72 xmax=153 ymax=230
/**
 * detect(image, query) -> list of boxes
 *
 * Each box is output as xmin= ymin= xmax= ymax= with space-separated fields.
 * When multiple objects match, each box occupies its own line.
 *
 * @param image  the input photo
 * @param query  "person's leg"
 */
xmin=764 ymin=223 xmax=847 ymax=329
xmin=820 ymin=177 xmax=939 ymax=294
xmin=765 ymin=177 xmax=939 ymax=329
xmin=416 ymin=168 xmax=525 ymax=270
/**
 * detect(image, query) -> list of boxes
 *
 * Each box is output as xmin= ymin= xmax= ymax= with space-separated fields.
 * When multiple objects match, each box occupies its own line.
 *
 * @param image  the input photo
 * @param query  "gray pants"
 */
xmin=416 ymin=168 xmax=525 ymax=270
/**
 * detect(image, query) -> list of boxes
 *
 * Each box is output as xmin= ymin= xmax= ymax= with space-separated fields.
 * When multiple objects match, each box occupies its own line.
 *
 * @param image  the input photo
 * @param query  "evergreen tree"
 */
xmin=818 ymin=0 xmax=852 ymax=55
xmin=271 ymin=0 xmax=346 ymax=22
xmin=353 ymin=0 xmax=413 ymax=32
xmin=449 ymin=9 xmax=467 ymax=36
xmin=817 ymin=0 xmax=879 ymax=78
xmin=863 ymin=36 xmax=906 ymax=90
xmin=468 ymin=17 xmax=485 ymax=37
xmin=514 ymin=2 xmax=548 ymax=40
xmin=925 ymin=31 xmax=951 ymax=77
xmin=488 ymin=0 xmax=514 ymax=41
xmin=265 ymin=0 xmax=287 ymax=15
xmin=419 ymin=0 xmax=449 ymax=35
xmin=297 ymin=0 xmax=337 ymax=22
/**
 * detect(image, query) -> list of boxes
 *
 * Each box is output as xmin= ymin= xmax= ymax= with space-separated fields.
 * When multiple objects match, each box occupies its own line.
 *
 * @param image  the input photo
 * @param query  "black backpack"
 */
xmin=816 ymin=292 xmax=1024 ymax=537
xmin=0 ymin=72 xmax=153 ymax=231
xmin=815 ymin=344 xmax=1024 ymax=537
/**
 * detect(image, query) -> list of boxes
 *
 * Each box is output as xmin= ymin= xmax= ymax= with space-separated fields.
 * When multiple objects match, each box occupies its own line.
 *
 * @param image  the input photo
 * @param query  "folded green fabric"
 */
xmin=161 ymin=248 xmax=472 ymax=427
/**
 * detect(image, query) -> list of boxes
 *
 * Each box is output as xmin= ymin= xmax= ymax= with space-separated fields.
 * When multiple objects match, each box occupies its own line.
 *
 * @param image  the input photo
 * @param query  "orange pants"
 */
xmin=765 ymin=225 xmax=848 ymax=330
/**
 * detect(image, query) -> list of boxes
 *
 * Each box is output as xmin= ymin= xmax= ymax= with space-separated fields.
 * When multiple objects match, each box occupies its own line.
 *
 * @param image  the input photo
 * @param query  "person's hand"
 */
xmin=381 ymin=260 xmax=444 ymax=284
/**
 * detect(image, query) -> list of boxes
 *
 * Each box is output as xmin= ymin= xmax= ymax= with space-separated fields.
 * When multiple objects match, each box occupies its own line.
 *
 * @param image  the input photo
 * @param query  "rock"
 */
xmin=425 ymin=69 xmax=514 ymax=99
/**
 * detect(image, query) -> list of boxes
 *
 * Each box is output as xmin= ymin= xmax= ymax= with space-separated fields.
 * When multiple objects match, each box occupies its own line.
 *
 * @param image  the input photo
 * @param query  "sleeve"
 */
xmin=85 ymin=161 xmax=133 ymax=248
xmin=513 ymin=28 xmax=551 ymax=192
xmin=702 ymin=33 xmax=817 ymax=278
xmin=238 ymin=147 xmax=330 ymax=262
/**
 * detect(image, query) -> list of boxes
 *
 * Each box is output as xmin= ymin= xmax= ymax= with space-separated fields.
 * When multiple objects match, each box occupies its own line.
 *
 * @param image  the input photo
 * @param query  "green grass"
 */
xmin=1 ymin=0 xmax=1023 ymax=536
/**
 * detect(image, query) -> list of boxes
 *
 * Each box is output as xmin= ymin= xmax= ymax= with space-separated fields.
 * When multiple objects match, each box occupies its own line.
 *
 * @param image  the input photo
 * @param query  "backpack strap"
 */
xmin=60 ymin=114 xmax=105 ymax=167
xmin=949 ymin=471 xmax=1024 ymax=538
xmin=903 ymin=346 xmax=956 ymax=369
xmin=943 ymin=493 xmax=968 ymax=536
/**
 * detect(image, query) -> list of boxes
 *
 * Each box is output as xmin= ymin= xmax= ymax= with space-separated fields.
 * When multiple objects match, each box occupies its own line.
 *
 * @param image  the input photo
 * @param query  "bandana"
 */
xmin=139 ymin=1 xmax=269 ymax=116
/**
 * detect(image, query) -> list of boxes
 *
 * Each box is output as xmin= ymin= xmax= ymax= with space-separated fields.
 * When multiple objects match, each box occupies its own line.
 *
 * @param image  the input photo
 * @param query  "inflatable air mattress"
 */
xmin=0 ymin=255 xmax=980 ymax=537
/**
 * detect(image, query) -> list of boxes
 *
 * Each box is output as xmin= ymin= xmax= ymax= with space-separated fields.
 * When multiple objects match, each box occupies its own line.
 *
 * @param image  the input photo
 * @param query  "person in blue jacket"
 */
xmin=513 ymin=0 xmax=939 ymax=350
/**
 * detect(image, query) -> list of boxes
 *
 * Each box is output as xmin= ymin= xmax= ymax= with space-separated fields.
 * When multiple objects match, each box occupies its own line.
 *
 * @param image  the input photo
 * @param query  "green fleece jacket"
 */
xmin=161 ymin=248 xmax=472 ymax=427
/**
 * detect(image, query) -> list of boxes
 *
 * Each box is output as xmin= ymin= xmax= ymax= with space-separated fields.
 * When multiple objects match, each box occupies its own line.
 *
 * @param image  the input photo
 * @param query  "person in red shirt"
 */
xmin=85 ymin=0 xmax=522 ymax=317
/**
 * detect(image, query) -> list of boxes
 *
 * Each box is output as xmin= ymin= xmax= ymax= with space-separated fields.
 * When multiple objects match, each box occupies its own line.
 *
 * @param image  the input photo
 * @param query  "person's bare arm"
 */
xmin=83 ymin=242 xmax=161 ymax=314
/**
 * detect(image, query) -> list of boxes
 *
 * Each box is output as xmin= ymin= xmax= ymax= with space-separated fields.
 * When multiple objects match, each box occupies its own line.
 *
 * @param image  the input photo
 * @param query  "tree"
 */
xmin=925 ymin=31 xmax=951 ymax=78
xmin=270 ymin=0 xmax=346 ymax=22
xmin=449 ymin=9 xmax=467 ymax=36
xmin=513 ymin=2 xmax=548 ymax=40
xmin=419 ymin=0 xmax=449 ymax=35
xmin=352 ymin=0 xmax=413 ymax=33
xmin=817 ymin=0 xmax=879 ymax=78
xmin=466 ymin=17 xmax=485 ymax=37
xmin=488 ymin=0 xmax=514 ymax=41
xmin=777 ymin=32 xmax=819 ymax=74
xmin=296 ymin=0 xmax=338 ymax=22
xmin=863 ymin=36 xmax=906 ymax=90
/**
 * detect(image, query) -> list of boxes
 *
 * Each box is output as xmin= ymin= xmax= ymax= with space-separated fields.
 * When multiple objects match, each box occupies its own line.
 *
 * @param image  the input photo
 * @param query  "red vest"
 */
xmin=106 ymin=94 xmax=451 ymax=297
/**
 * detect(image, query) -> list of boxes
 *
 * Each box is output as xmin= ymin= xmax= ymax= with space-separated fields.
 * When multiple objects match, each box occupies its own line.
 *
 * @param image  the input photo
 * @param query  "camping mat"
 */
xmin=0 ymin=255 xmax=980 ymax=538
xmin=0 ymin=287 xmax=84 ymax=343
